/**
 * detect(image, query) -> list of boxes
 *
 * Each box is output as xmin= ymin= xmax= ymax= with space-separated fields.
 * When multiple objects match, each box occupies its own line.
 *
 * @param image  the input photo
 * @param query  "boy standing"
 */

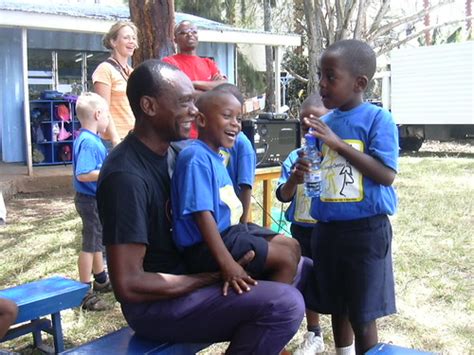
xmin=171 ymin=90 xmax=301 ymax=296
xmin=276 ymin=93 xmax=329 ymax=354
xmin=73 ymin=92 xmax=112 ymax=311
xmin=305 ymin=40 xmax=398 ymax=355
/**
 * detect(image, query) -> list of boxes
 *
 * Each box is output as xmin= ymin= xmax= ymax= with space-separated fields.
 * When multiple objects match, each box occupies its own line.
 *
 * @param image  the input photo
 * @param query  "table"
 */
xmin=253 ymin=166 xmax=281 ymax=228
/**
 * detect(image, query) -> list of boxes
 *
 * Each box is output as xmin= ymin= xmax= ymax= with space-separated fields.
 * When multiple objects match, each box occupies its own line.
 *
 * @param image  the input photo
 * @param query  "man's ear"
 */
xmin=195 ymin=112 xmax=206 ymax=128
xmin=140 ymin=96 xmax=157 ymax=116
xmin=354 ymin=76 xmax=369 ymax=93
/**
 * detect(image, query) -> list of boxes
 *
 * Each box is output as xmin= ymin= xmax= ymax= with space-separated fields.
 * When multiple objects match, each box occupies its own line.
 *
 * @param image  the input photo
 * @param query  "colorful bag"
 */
xmin=59 ymin=145 xmax=72 ymax=162
xmin=58 ymin=121 xmax=72 ymax=141
xmin=56 ymin=104 xmax=71 ymax=122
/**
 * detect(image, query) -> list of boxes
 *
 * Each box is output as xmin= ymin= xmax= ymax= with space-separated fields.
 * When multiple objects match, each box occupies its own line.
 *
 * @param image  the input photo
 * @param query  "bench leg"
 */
xmin=51 ymin=312 xmax=64 ymax=354
xmin=32 ymin=318 xmax=44 ymax=349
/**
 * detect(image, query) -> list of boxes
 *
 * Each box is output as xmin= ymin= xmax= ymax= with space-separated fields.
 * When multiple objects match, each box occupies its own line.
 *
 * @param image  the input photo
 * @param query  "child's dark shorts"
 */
xmin=74 ymin=192 xmax=104 ymax=253
xmin=290 ymin=224 xmax=314 ymax=258
xmin=305 ymin=214 xmax=396 ymax=323
xmin=183 ymin=223 xmax=275 ymax=277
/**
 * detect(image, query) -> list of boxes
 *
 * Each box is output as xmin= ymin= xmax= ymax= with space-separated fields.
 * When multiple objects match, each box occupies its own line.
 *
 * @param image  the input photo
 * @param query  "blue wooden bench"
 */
xmin=60 ymin=326 xmax=210 ymax=354
xmin=0 ymin=276 xmax=89 ymax=354
xmin=366 ymin=343 xmax=435 ymax=354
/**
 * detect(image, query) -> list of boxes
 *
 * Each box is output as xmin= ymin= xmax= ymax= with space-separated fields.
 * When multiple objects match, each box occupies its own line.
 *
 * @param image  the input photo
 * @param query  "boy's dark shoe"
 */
xmin=93 ymin=278 xmax=113 ymax=293
xmin=81 ymin=291 xmax=110 ymax=311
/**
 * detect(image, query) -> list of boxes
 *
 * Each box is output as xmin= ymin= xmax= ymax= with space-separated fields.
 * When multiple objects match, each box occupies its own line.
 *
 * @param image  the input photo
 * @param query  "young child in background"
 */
xmin=0 ymin=298 xmax=17 ymax=338
xmin=171 ymin=90 xmax=301 ymax=296
xmin=276 ymin=93 xmax=329 ymax=355
xmin=73 ymin=92 xmax=112 ymax=311
xmin=304 ymin=40 xmax=399 ymax=355
xmin=213 ymin=83 xmax=256 ymax=223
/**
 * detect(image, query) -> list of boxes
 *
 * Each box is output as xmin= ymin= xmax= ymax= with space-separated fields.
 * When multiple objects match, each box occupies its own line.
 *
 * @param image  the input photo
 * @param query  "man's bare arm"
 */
xmin=107 ymin=243 xmax=220 ymax=303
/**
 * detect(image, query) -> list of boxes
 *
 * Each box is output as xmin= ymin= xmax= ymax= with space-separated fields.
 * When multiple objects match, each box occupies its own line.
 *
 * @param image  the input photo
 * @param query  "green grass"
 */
xmin=1 ymin=156 xmax=473 ymax=354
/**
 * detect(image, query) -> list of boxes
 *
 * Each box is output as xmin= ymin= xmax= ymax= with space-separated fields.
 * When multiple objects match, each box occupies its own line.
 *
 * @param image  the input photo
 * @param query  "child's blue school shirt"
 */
xmin=220 ymin=132 xmax=256 ymax=195
xmin=277 ymin=149 xmax=317 ymax=227
xmin=310 ymin=102 xmax=398 ymax=222
xmin=172 ymin=140 xmax=243 ymax=249
xmin=73 ymin=129 xmax=107 ymax=196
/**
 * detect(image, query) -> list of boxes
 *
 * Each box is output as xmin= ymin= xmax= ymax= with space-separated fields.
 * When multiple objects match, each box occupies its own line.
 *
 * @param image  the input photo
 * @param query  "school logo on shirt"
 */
xmin=219 ymin=149 xmax=231 ymax=167
xmin=320 ymin=140 xmax=364 ymax=202
xmin=294 ymin=185 xmax=317 ymax=223
xmin=219 ymin=184 xmax=243 ymax=226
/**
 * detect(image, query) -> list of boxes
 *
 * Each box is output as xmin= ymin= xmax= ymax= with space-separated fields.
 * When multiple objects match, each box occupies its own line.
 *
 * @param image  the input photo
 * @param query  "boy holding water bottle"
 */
xmin=304 ymin=39 xmax=399 ymax=355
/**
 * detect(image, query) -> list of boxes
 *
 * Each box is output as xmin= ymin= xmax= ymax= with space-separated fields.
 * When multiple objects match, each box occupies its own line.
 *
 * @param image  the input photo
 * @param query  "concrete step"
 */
xmin=0 ymin=163 xmax=73 ymax=200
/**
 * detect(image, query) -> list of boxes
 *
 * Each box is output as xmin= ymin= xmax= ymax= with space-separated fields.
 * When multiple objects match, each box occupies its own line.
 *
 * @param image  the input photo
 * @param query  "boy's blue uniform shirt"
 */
xmin=278 ymin=149 xmax=317 ymax=227
xmin=220 ymin=132 xmax=256 ymax=195
xmin=73 ymin=129 xmax=107 ymax=196
xmin=172 ymin=140 xmax=243 ymax=249
xmin=311 ymin=102 xmax=398 ymax=222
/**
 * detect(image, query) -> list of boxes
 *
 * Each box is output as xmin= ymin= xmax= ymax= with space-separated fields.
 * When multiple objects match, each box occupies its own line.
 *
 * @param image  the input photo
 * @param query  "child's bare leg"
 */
xmin=264 ymin=235 xmax=301 ymax=283
xmin=0 ymin=298 xmax=18 ymax=338
xmin=332 ymin=314 xmax=354 ymax=352
xmin=306 ymin=309 xmax=320 ymax=331
xmin=78 ymin=251 xmax=94 ymax=283
xmin=92 ymin=251 xmax=105 ymax=274
xmin=352 ymin=320 xmax=377 ymax=354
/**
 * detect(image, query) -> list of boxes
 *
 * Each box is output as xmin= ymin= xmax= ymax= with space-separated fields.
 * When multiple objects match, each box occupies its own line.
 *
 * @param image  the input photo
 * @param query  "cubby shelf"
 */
xmin=30 ymin=99 xmax=81 ymax=166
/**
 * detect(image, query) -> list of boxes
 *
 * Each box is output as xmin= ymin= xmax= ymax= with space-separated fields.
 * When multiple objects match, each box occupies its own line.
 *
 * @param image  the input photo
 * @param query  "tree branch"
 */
xmin=368 ymin=0 xmax=390 ymax=35
xmin=367 ymin=0 xmax=454 ymax=41
xmin=283 ymin=65 xmax=309 ymax=84
xmin=376 ymin=15 xmax=474 ymax=56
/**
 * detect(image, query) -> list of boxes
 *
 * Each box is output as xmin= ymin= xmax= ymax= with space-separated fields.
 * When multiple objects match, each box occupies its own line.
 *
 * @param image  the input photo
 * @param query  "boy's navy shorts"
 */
xmin=290 ymin=224 xmax=314 ymax=258
xmin=183 ymin=223 xmax=275 ymax=277
xmin=74 ymin=192 xmax=104 ymax=253
xmin=305 ymin=214 xmax=396 ymax=323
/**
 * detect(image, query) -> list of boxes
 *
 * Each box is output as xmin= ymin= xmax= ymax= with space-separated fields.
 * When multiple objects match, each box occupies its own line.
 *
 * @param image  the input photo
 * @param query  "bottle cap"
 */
xmin=304 ymin=133 xmax=316 ymax=146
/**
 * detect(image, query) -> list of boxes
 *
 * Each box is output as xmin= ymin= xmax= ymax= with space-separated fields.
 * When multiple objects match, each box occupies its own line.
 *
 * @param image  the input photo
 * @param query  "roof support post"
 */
xmin=22 ymin=28 xmax=33 ymax=176
xmin=274 ymin=46 xmax=281 ymax=113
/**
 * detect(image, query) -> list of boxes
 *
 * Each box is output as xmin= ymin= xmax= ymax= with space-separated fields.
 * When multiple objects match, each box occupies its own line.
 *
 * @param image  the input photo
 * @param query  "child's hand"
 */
xmin=289 ymin=150 xmax=311 ymax=185
xmin=221 ymin=260 xmax=257 ymax=296
xmin=304 ymin=116 xmax=343 ymax=151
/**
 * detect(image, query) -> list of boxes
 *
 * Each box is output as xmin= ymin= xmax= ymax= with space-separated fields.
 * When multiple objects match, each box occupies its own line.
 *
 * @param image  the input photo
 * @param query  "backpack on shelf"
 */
xmin=59 ymin=145 xmax=72 ymax=163
xmin=56 ymin=104 xmax=71 ymax=122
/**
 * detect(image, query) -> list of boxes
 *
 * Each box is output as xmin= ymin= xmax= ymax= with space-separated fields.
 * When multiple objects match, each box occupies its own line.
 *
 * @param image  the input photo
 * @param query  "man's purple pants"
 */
xmin=121 ymin=257 xmax=312 ymax=355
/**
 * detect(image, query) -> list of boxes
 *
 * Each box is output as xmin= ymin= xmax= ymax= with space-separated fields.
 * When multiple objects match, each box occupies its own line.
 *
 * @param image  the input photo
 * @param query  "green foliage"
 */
xmin=175 ymin=0 xmax=224 ymax=22
xmin=417 ymin=26 xmax=463 ymax=46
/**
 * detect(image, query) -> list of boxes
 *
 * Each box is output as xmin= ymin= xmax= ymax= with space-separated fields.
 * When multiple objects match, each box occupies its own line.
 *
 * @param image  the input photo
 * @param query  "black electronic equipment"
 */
xmin=257 ymin=112 xmax=289 ymax=120
xmin=242 ymin=118 xmax=301 ymax=168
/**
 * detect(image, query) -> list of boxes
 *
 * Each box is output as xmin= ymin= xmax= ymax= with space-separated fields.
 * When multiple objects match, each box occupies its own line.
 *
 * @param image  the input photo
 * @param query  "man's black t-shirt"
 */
xmin=97 ymin=133 xmax=185 ymax=274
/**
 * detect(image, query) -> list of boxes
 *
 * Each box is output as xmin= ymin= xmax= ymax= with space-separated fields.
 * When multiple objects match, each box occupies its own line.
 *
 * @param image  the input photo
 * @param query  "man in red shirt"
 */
xmin=163 ymin=20 xmax=227 ymax=138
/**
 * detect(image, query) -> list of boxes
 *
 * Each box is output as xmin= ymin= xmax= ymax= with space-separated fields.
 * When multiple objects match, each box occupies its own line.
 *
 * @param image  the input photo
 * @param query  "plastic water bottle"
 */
xmin=303 ymin=133 xmax=321 ymax=197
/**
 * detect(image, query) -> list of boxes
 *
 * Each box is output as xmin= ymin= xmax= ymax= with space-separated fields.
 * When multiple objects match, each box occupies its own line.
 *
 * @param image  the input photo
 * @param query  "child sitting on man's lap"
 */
xmin=171 ymin=90 xmax=301 ymax=296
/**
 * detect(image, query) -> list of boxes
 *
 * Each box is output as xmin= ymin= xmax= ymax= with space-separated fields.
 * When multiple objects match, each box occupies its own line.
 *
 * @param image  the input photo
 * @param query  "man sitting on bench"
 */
xmin=97 ymin=60 xmax=308 ymax=354
xmin=0 ymin=298 xmax=17 ymax=338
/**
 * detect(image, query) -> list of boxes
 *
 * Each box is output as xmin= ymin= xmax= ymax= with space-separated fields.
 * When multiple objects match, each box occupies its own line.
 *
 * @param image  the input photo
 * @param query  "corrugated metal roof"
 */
xmin=0 ymin=0 xmax=290 ymax=37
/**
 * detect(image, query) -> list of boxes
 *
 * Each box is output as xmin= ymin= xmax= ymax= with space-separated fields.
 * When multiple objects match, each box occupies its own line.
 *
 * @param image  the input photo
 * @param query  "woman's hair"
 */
xmin=102 ymin=21 xmax=139 ymax=50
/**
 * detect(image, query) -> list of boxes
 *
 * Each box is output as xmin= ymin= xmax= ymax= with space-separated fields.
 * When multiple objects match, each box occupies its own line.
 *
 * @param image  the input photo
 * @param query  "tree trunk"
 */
xmin=304 ymin=0 xmax=324 ymax=95
xmin=424 ymin=0 xmax=431 ymax=45
xmin=264 ymin=0 xmax=275 ymax=112
xmin=225 ymin=0 xmax=237 ymax=25
xmin=129 ymin=0 xmax=175 ymax=66
xmin=293 ymin=0 xmax=306 ymax=55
